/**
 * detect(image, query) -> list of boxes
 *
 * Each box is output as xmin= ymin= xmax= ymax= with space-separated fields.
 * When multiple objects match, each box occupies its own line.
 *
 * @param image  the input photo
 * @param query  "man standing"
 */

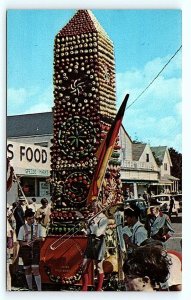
xmin=82 ymin=200 xmax=108 ymax=291
xmin=13 ymin=197 xmax=26 ymax=236
xmin=169 ymin=197 xmax=175 ymax=217
xmin=18 ymin=209 xmax=43 ymax=291
xmin=123 ymin=208 xmax=148 ymax=252
xmin=145 ymin=206 xmax=174 ymax=242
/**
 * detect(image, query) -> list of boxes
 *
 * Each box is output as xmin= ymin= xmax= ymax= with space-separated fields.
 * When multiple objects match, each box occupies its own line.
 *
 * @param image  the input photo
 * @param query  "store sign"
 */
xmin=7 ymin=140 xmax=50 ymax=175
xmin=39 ymin=182 xmax=50 ymax=197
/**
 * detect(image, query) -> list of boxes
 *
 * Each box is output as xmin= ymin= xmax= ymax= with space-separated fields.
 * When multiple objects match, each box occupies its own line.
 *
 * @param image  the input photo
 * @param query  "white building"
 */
xmin=7 ymin=112 xmax=180 ymax=203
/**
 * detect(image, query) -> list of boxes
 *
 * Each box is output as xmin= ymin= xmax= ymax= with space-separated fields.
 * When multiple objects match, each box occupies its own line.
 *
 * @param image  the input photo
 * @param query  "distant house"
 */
xmin=119 ymin=126 xmax=159 ymax=198
xmin=119 ymin=125 xmax=132 ymax=161
xmin=151 ymin=146 xmax=179 ymax=193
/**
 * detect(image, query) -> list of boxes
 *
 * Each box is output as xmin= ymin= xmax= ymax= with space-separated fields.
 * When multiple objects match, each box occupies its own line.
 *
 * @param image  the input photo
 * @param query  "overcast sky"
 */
xmin=7 ymin=9 xmax=182 ymax=152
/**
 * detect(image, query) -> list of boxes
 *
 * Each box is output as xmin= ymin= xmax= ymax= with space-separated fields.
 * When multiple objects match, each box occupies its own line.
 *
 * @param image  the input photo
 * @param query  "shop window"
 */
xmin=37 ymin=178 xmax=51 ymax=197
xmin=20 ymin=177 xmax=35 ymax=197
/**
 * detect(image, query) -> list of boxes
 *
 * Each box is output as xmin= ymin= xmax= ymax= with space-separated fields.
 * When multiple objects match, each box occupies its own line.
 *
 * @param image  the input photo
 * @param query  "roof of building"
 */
xmin=151 ymin=146 xmax=168 ymax=164
xmin=121 ymin=124 xmax=132 ymax=143
xmin=132 ymin=143 xmax=147 ymax=161
xmin=7 ymin=112 xmax=53 ymax=137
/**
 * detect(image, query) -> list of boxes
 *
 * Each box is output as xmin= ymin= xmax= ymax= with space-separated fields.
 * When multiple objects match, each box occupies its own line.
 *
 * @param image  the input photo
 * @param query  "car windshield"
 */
xmin=151 ymin=196 xmax=169 ymax=202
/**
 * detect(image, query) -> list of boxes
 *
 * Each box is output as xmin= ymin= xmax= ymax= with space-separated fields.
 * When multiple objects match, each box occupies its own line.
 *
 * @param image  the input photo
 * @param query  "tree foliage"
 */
xmin=168 ymin=147 xmax=182 ymax=190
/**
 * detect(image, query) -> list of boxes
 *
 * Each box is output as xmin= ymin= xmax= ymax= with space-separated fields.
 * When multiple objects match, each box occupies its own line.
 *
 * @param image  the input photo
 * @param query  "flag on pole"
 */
xmin=7 ymin=158 xmax=14 ymax=191
xmin=87 ymin=94 xmax=129 ymax=204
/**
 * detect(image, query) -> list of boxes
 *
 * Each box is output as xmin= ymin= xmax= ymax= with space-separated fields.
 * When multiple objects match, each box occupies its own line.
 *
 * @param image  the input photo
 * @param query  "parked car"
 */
xmin=124 ymin=198 xmax=149 ymax=223
xmin=150 ymin=194 xmax=180 ymax=216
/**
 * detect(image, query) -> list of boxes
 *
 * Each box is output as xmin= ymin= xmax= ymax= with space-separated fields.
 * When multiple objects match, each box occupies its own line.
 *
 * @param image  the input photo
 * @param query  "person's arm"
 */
xmin=96 ymin=216 xmax=108 ymax=236
xmin=33 ymin=224 xmax=44 ymax=241
xmin=123 ymin=233 xmax=138 ymax=249
xmin=35 ymin=209 xmax=42 ymax=221
xmin=163 ymin=216 xmax=175 ymax=240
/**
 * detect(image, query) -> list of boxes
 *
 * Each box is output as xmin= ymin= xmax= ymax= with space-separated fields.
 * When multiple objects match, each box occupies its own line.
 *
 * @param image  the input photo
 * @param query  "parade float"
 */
xmin=40 ymin=10 xmax=126 ymax=290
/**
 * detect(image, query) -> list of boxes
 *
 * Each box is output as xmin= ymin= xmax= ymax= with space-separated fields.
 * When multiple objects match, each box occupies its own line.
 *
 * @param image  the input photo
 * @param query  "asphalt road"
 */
xmin=165 ymin=214 xmax=182 ymax=253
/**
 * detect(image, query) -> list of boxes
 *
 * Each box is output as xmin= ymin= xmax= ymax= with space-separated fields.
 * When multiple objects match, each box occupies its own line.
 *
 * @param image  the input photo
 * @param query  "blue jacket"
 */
xmin=145 ymin=211 xmax=174 ymax=241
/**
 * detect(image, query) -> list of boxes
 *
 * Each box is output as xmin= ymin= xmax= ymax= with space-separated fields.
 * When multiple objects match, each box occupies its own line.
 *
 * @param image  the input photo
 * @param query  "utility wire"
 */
xmin=126 ymin=45 xmax=182 ymax=110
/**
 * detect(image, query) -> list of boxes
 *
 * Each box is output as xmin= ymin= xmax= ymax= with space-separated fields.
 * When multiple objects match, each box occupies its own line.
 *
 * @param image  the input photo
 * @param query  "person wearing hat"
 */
xmin=145 ymin=205 xmax=174 ymax=242
xmin=123 ymin=207 xmax=148 ymax=254
xmin=17 ymin=208 xmax=43 ymax=291
xmin=81 ymin=200 xmax=108 ymax=291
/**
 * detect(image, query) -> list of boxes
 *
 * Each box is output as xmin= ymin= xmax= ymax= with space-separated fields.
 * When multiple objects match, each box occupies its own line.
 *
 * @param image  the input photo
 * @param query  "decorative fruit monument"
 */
xmin=40 ymin=10 xmax=124 ymax=288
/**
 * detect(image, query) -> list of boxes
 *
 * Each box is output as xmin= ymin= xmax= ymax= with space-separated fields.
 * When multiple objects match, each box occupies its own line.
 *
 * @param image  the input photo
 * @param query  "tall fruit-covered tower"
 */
xmin=50 ymin=10 xmax=122 ymax=216
xmin=41 ymin=10 xmax=123 ymax=287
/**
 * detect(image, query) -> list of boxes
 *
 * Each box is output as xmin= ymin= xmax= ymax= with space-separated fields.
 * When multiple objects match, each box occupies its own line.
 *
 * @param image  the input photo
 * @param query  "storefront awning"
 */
xmin=121 ymin=179 xmax=158 ymax=184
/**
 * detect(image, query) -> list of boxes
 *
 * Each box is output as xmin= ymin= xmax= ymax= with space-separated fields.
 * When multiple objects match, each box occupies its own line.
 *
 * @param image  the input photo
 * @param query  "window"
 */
xmin=164 ymin=163 xmax=168 ymax=171
xmin=38 ymin=180 xmax=50 ymax=197
xmin=19 ymin=177 xmax=35 ymax=197
xmin=146 ymin=153 xmax=149 ymax=162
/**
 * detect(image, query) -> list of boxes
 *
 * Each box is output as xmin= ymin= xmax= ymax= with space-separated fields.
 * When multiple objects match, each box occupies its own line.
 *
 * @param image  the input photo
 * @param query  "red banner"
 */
xmin=87 ymin=94 xmax=129 ymax=204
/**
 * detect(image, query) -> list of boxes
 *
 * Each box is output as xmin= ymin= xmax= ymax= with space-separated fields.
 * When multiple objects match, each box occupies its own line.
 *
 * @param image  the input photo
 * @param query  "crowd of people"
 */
xmin=6 ymin=197 xmax=51 ymax=291
xmin=81 ymin=198 xmax=181 ymax=292
xmin=7 ymin=195 xmax=182 ymax=292
xmin=122 ymin=205 xmax=182 ymax=291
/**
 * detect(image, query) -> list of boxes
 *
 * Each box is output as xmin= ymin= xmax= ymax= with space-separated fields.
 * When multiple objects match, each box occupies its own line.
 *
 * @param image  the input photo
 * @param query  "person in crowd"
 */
xmin=123 ymin=208 xmax=148 ymax=253
xmin=28 ymin=198 xmax=37 ymax=213
xmin=129 ymin=191 xmax=134 ymax=199
xmin=13 ymin=197 xmax=26 ymax=236
xmin=141 ymin=239 xmax=182 ymax=291
xmin=169 ymin=197 xmax=175 ymax=217
xmin=7 ymin=203 xmax=16 ymax=231
xmin=122 ymin=244 xmax=172 ymax=291
xmin=35 ymin=198 xmax=51 ymax=237
xmin=145 ymin=205 xmax=174 ymax=242
xmin=124 ymin=188 xmax=130 ymax=200
xmin=17 ymin=208 xmax=43 ymax=291
xmin=7 ymin=203 xmax=17 ymax=291
xmin=142 ymin=190 xmax=149 ymax=205
xmin=82 ymin=200 xmax=108 ymax=291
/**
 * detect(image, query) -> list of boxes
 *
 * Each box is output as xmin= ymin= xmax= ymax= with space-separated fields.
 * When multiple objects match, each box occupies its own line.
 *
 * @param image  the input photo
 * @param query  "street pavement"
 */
xmin=165 ymin=214 xmax=182 ymax=253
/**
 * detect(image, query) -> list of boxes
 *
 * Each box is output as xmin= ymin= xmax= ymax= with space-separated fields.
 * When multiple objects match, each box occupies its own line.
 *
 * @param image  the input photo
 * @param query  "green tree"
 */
xmin=169 ymin=147 xmax=182 ymax=191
